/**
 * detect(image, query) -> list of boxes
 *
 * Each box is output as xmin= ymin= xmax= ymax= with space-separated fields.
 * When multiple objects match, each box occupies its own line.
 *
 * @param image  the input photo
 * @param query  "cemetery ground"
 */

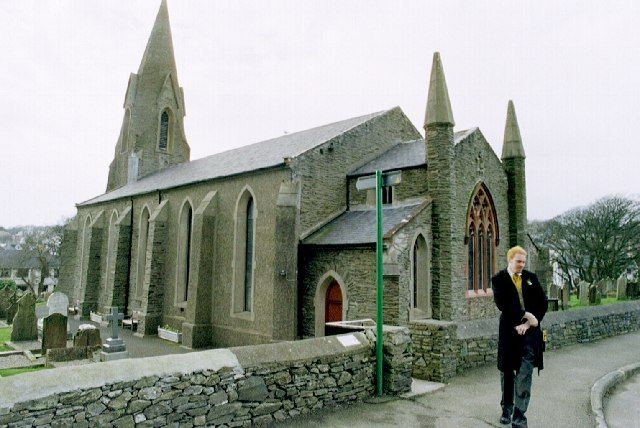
xmin=0 ymin=312 xmax=194 ymax=379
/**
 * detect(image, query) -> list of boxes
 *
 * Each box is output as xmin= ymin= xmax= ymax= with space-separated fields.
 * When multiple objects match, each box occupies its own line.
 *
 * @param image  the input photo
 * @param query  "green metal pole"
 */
xmin=375 ymin=170 xmax=384 ymax=397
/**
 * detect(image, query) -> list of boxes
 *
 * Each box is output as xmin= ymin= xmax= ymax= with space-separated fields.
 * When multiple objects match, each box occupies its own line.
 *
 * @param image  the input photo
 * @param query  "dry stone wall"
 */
xmin=411 ymin=301 xmax=640 ymax=382
xmin=0 ymin=329 xmax=412 ymax=427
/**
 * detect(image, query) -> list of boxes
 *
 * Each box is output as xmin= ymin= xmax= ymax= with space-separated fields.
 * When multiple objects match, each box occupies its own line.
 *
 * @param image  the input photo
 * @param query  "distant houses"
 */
xmin=0 ymin=248 xmax=59 ymax=292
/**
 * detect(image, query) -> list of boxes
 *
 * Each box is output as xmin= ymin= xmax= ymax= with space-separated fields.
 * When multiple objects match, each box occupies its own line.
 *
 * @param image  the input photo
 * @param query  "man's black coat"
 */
xmin=492 ymin=269 xmax=548 ymax=372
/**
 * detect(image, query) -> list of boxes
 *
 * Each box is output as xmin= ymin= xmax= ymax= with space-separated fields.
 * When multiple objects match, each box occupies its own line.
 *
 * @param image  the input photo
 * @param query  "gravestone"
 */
xmin=579 ymin=281 xmax=589 ymax=306
xmin=47 ymin=292 xmax=69 ymax=316
xmin=588 ymin=284 xmax=600 ymax=305
xmin=100 ymin=307 xmax=127 ymax=361
xmin=10 ymin=292 xmax=37 ymax=341
xmin=42 ymin=313 xmax=68 ymax=352
xmin=73 ymin=324 xmax=101 ymax=347
xmin=605 ymin=278 xmax=616 ymax=295
xmin=617 ymin=275 xmax=627 ymax=299
xmin=548 ymin=283 xmax=559 ymax=299
xmin=560 ymin=286 xmax=569 ymax=310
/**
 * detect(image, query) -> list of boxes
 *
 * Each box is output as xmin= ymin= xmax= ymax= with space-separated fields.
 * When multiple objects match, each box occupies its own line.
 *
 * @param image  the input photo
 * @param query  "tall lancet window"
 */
xmin=176 ymin=201 xmax=193 ymax=304
xmin=158 ymin=110 xmax=169 ymax=150
xmin=244 ymin=197 xmax=255 ymax=311
xmin=233 ymin=188 xmax=257 ymax=315
xmin=136 ymin=207 xmax=150 ymax=298
xmin=466 ymin=183 xmax=499 ymax=294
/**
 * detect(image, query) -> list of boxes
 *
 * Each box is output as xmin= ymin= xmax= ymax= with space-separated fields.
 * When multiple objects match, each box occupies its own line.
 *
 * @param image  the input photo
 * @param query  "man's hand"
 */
xmin=515 ymin=321 xmax=530 ymax=335
xmin=523 ymin=311 xmax=539 ymax=328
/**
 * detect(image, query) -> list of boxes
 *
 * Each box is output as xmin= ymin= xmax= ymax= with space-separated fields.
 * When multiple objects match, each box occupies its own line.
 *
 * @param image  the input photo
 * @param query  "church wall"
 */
xmin=390 ymin=205 xmax=433 ymax=325
xmin=299 ymin=247 xmax=375 ymax=337
xmin=453 ymin=132 xmax=508 ymax=320
xmin=294 ymin=108 xmax=421 ymax=235
xmin=125 ymin=167 xmax=290 ymax=347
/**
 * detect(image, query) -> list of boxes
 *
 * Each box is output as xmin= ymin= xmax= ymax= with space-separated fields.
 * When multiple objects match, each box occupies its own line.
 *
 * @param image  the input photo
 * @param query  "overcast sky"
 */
xmin=2 ymin=0 xmax=639 ymax=227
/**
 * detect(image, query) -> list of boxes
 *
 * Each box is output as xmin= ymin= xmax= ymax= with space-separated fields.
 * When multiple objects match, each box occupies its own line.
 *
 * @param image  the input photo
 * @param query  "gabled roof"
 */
xmin=79 ymin=109 xmax=392 ymax=206
xmin=302 ymin=201 xmax=429 ymax=246
xmin=349 ymin=128 xmax=477 ymax=177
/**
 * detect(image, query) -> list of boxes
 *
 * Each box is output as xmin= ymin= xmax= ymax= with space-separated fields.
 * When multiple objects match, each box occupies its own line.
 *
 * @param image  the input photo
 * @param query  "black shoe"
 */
xmin=500 ymin=409 xmax=511 ymax=425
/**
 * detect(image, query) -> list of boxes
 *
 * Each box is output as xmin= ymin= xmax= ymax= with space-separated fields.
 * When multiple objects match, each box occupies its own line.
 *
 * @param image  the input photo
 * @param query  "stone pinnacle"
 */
xmin=501 ymin=100 xmax=526 ymax=159
xmin=424 ymin=52 xmax=455 ymax=127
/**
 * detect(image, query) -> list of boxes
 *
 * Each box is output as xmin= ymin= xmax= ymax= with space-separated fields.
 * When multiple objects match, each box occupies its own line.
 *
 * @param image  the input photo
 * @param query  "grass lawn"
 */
xmin=0 ymin=365 xmax=49 ymax=377
xmin=0 ymin=327 xmax=12 ymax=351
xmin=568 ymin=294 xmax=629 ymax=310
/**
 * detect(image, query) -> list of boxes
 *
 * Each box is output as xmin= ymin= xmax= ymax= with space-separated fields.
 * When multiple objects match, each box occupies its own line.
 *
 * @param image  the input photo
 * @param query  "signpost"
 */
xmin=356 ymin=170 xmax=401 ymax=397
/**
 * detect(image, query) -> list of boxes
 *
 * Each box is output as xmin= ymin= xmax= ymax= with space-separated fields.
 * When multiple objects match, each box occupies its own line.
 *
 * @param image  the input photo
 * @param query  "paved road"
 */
xmin=605 ymin=371 xmax=640 ymax=428
xmin=278 ymin=331 xmax=640 ymax=428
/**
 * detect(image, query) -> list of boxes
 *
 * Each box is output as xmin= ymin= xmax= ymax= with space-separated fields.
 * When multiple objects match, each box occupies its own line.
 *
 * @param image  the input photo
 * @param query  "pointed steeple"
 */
xmin=138 ymin=0 xmax=177 ymax=77
xmin=424 ymin=52 xmax=455 ymax=128
xmin=501 ymin=100 xmax=526 ymax=159
xmin=106 ymin=0 xmax=189 ymax=192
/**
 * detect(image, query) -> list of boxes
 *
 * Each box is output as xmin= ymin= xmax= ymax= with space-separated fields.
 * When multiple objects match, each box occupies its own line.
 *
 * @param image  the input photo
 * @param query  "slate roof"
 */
xmin=0 ymin=249 xmax=59 ymax=269
xmin=349 ymin=128 xmax=478 ymax=177
xmin=302 ymin=201 xmax=428 ymax=246
xmin=80 ymin=109 xmax=392 ymax=206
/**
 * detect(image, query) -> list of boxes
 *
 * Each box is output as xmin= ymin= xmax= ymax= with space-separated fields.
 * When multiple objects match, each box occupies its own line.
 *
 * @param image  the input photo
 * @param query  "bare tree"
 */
xmin=532 ymin=196 xmax=640 ymax=285
xmin=17 ymin=225 xmax=64 ymax=296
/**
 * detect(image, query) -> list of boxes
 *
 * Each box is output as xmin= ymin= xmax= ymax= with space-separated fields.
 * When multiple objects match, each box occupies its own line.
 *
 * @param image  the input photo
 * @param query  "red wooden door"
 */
xmin=325 ymin=281 xmax=343 ymax=323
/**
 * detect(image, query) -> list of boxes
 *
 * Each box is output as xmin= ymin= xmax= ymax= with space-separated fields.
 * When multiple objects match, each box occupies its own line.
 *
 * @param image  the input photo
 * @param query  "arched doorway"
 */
xmin=314 ymin=272 xmax=348 ymax=337
xmin=325 ymin=281 xmax=343 ymax=323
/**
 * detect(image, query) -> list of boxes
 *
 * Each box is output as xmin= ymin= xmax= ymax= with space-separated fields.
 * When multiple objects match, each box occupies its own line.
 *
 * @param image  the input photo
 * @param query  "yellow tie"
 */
xmin=513 ymin=274 xmax=525 ymax=310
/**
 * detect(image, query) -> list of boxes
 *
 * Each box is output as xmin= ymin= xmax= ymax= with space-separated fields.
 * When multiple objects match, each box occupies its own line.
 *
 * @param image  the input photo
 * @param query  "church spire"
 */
xmin=138 ymin=0 xmax=177 ymax=77
xmin=501 ymin=100 xmax=525 ymax=159
xmin=424 ymin=52 xmax=455 ymax=128
xmin=106 ymin=0 xmax=189 ymax=192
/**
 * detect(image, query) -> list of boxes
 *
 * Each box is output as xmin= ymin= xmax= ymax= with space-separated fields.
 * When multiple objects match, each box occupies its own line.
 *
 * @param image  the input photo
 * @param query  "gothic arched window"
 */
xmin=233 ymin=188 xmax=257 ymax=315
xmin=244 ymin=197 xmax=255 ymax=311
xmin=136 ymin=207 xmax=150 ymax=298
xmin=176 ymin=201 xmax=193 ymax=304
xmin=158 ymin=110 xmax=170 ymax=151
xmin=465 ymin=184 xmax=499 ymax=293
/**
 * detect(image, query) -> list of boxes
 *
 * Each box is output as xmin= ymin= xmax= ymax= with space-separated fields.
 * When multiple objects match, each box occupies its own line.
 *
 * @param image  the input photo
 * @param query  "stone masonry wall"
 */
xmin=410 ymin=301 xmax=640 ymax=382
xmin=56 ymin=226 xmax=77 ymax=298
xmin=0 ymin=329 xmax=411 ymax=427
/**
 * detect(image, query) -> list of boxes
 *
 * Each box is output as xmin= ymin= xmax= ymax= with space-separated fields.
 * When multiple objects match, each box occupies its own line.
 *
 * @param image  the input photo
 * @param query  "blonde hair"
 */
xmin=507 ymin=246 xmax=527 ymax=261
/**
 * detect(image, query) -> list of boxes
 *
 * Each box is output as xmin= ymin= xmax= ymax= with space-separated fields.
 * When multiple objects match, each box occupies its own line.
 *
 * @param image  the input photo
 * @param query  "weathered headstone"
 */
xmin=606 ymin=278 xmax=616 ymax=295
xmin=548 ymin=283 xmax=559 ymax=299
xmin=560 ymin=286 xmax=569 ymax=310
xmin=579 ymin=281 xmax=589 ymax=306
xmin=617 ymin=275 xmax=627 ymax=299
xmin=596 ymin=279 xmax=606 ymax=298
xmin=47 ymin=292 xmax=69 ymax=316
xmin=588 ymin=284 xmax=600 ymax=305
xmin=100 ymin=307 xmax=127 ymax=361
xmin=42 ymin=313 xmax=68 ymax=352
xmin=73 ymin=324 xmax=102 ymax=347
xmin=10 ymin=292 xmax=37 ymax=341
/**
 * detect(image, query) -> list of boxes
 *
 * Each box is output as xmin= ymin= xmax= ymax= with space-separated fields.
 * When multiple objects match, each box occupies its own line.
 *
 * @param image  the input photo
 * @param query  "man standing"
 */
xmin=492 ymin=246 xmax=548 ymax=428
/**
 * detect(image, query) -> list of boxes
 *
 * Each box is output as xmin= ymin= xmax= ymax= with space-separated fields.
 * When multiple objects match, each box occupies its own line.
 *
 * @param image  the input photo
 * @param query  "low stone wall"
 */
xmin=0 ymin=328 xmax=411 ymax=427
xmin=411 ymin=301 xmax=640 ymax=382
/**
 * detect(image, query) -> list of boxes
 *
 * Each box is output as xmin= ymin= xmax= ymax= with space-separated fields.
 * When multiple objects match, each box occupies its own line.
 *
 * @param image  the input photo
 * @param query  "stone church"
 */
xmin=59 ymin=1 xmax=531 ymax=349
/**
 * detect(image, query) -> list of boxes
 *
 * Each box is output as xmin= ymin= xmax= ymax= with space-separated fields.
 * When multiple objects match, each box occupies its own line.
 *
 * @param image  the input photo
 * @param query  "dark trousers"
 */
xmin=500 ymin=335 xmax=535 ymax=427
